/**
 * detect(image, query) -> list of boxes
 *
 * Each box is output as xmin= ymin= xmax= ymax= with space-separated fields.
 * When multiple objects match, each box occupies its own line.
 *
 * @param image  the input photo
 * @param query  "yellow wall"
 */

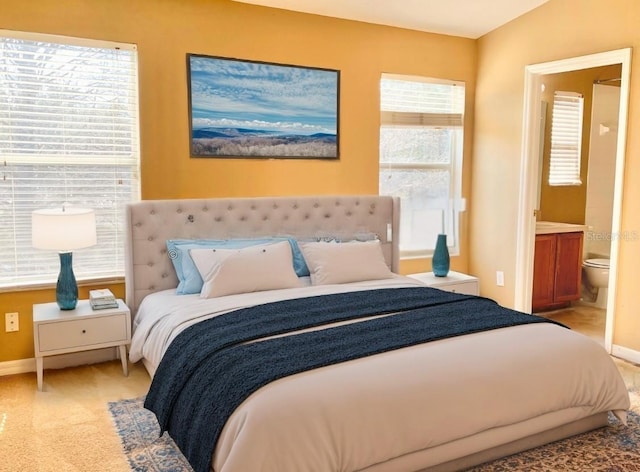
xmin=539 ymin=64 xmax=621 ymax=224
xmin=472 ymin=0 xmax=640 ymax=350
xmin=0 ymin=0 xmax=476 ymax=362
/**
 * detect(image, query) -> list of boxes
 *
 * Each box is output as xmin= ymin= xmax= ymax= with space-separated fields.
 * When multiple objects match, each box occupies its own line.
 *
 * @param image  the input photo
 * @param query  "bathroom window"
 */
xmin=549 ymin=91 xmax=584 ymax=186
xmin=0 ymin=30 xmax=140 ymax=288
xmin=379 ymin=74 xmax=465 ymax=258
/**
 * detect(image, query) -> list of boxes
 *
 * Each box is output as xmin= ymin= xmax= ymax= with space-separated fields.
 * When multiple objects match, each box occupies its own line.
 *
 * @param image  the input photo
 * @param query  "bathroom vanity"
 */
xmin=532 ymin=222 xmax=586 ymax=312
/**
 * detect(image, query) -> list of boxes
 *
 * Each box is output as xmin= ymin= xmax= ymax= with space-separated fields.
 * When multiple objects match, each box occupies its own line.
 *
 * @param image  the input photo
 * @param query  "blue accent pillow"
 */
xmin=286 ymin=237 xmax=310 ymax=278
xmin=167 ymin=238 xmax=309 ymax=294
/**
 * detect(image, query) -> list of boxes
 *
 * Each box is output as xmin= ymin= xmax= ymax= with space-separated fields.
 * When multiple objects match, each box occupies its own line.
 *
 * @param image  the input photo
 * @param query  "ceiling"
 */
xmin=232 ymin=0 xmax=550 ymax=39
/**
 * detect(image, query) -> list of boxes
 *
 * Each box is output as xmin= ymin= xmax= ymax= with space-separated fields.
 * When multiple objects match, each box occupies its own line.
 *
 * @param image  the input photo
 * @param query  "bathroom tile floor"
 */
xmin=539 ymin=304 xmax=606 ymax=346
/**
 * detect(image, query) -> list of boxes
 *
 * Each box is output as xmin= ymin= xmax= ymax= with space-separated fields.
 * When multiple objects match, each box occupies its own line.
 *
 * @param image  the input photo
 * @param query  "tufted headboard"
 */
xmin=125 ymin=195 xmax=400 ymax=316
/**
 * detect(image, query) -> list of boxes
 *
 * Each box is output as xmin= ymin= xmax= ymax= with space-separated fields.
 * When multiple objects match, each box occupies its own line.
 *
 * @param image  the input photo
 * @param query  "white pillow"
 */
xmin=189 ymin=241 xmax=302 ymax=298
xmin=300 ymin=240 xmax=393 ymax=285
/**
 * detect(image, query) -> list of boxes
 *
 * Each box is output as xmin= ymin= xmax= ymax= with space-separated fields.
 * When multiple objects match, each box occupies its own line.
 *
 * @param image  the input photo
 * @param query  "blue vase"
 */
xmin=57 ymin=252 xmax=78 ymax=310
xmin=432 ymin=234 xmax=450 ymax=277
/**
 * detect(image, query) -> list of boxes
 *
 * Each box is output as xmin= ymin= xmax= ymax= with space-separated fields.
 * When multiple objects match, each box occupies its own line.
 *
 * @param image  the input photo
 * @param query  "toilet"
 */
xmin=582 ymin=258 xmax=610 ymax=308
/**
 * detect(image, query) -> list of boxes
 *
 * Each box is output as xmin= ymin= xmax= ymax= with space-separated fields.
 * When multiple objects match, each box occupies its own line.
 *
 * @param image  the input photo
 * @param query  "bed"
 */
xmin=125 ymin=195 xmax=630 ymax=472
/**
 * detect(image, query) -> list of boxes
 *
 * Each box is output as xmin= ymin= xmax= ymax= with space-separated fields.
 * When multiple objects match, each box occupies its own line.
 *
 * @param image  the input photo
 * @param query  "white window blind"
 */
xmin=0 ymin=31 xmax=140 ymax=288
xmin=379 ymin=75 xmax=465 ymax=257
xmin=549 ymin=91 xmax=583 ymax=186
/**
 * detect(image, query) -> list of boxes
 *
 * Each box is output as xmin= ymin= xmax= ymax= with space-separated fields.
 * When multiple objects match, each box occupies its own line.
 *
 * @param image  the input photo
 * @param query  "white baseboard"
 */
xmin=0 ymin=347 xmax=118 ymax=377
xmin=611 ymin=344 xmax=640 ymax=365
xmin=0 ymin=358 xmax=35 ymax=376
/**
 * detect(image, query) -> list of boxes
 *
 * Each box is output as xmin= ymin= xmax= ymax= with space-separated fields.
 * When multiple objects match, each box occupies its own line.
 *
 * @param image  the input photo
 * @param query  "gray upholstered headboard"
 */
xmin=125 ymin=195 xmax=400 ymax=316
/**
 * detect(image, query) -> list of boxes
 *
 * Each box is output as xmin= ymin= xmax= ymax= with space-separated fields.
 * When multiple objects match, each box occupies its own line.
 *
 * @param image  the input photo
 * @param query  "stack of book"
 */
xmin=89 ymin=289 xmax=118 ymax=310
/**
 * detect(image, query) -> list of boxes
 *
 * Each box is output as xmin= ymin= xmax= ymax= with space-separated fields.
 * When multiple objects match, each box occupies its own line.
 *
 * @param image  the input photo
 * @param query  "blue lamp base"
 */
xmin=57 ymin=252 xmax=78 ymax=310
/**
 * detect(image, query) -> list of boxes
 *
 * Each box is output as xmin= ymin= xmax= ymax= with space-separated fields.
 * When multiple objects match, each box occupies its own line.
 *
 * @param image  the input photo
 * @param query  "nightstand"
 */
xmin=32 ymin=299 xmax=131 ymax=391
xmin=407 ymin=271 xmax=480 ymax=296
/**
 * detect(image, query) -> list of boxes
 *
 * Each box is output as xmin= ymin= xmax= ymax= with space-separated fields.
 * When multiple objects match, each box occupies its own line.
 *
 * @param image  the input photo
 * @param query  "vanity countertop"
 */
xmin=535 ymin=221 xmax=588 ymax=235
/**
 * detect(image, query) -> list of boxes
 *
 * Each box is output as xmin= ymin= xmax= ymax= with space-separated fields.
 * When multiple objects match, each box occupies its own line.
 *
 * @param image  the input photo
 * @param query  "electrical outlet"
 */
xmin=496 ymin=271 xmax=505 ymax=287
xmin=5 ymin=312 xmax=19 ymax=332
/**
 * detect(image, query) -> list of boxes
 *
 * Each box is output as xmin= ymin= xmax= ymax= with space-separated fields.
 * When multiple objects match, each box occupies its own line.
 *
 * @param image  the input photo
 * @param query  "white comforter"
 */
xmin=130 ymin=278 xmax=630 ymax=472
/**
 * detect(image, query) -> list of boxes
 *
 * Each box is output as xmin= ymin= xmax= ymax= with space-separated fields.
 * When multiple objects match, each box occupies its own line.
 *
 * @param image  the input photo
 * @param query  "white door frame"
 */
xmin=514 ymin=48 xmax=632 ymax=354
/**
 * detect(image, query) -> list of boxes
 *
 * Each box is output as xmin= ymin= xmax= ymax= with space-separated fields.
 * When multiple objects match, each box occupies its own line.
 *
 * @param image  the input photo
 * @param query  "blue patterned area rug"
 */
xmin=109 ymin=397 xmax=640 ymax=472
xmin=109 ymin=397 xmax=193 ymax=472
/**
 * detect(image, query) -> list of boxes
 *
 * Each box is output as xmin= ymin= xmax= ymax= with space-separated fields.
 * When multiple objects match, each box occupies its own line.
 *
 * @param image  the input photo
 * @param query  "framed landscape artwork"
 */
xmin=187 ymin=54 xmax=340 ymax=159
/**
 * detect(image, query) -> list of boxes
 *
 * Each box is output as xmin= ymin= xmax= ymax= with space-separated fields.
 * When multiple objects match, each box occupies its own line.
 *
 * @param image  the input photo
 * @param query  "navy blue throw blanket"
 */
xmin=144 ymin=287 xmax=563 ymax=472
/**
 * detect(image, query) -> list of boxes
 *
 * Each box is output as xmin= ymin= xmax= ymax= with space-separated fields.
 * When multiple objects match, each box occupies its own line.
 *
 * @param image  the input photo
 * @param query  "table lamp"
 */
xmin=32 ymin=207 xmax=97 ymax=310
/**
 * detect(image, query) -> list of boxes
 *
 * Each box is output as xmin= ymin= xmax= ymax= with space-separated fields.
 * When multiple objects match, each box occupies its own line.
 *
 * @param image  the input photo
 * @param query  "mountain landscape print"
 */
xmin=188 ymin=55 xmax=339 ymax=158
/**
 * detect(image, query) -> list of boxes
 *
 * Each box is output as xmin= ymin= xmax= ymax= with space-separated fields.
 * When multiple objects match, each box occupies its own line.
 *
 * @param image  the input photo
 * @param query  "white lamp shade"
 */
xmin=32 ymin=207 xmax=97 ymax=251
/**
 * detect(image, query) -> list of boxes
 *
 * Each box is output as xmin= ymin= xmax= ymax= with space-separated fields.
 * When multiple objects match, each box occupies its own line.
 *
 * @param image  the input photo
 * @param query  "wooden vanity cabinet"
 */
xmin=532 ymin=231 xmax=583 ymax=312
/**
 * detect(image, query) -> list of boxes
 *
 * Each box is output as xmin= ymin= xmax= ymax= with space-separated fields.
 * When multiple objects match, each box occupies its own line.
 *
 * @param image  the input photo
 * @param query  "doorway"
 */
xmin=514 ymin=48 xmax=632 ymax=355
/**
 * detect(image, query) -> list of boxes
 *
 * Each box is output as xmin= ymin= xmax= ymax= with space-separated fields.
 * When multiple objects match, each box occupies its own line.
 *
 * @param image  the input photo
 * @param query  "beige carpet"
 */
xmin=0 ymin=360 xmax=150 ymax=472
xmin=1 ymin=357 xmax=639 ymax=472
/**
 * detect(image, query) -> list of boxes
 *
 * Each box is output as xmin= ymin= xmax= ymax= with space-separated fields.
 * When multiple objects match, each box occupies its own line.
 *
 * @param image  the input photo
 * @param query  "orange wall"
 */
xmin=473 ymin=0 xmax=640 ymax=351
xmin=0 ymin=0 xmax=476 ymax=362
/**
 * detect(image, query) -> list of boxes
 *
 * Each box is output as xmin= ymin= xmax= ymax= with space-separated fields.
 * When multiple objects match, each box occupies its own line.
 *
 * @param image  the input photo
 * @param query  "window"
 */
xmin=0 ymin=31 xmax=140 ymax=288
xmin=549 ymin=91 xmax=583 ymax=186
xmin=379 ymin=74 xmax=465 ymax=258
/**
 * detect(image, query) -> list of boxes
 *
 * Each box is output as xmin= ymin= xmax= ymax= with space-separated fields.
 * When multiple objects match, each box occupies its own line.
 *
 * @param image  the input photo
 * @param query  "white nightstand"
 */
xmin=32 ymin=299 xmax=131 ymax=391
xmin=407 ymin=271 xmax=479 ymax=296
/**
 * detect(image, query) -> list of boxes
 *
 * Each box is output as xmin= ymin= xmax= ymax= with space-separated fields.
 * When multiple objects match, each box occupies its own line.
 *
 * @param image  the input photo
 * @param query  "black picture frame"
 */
xmin=187 ymin=54 xmax=340 ymax=159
